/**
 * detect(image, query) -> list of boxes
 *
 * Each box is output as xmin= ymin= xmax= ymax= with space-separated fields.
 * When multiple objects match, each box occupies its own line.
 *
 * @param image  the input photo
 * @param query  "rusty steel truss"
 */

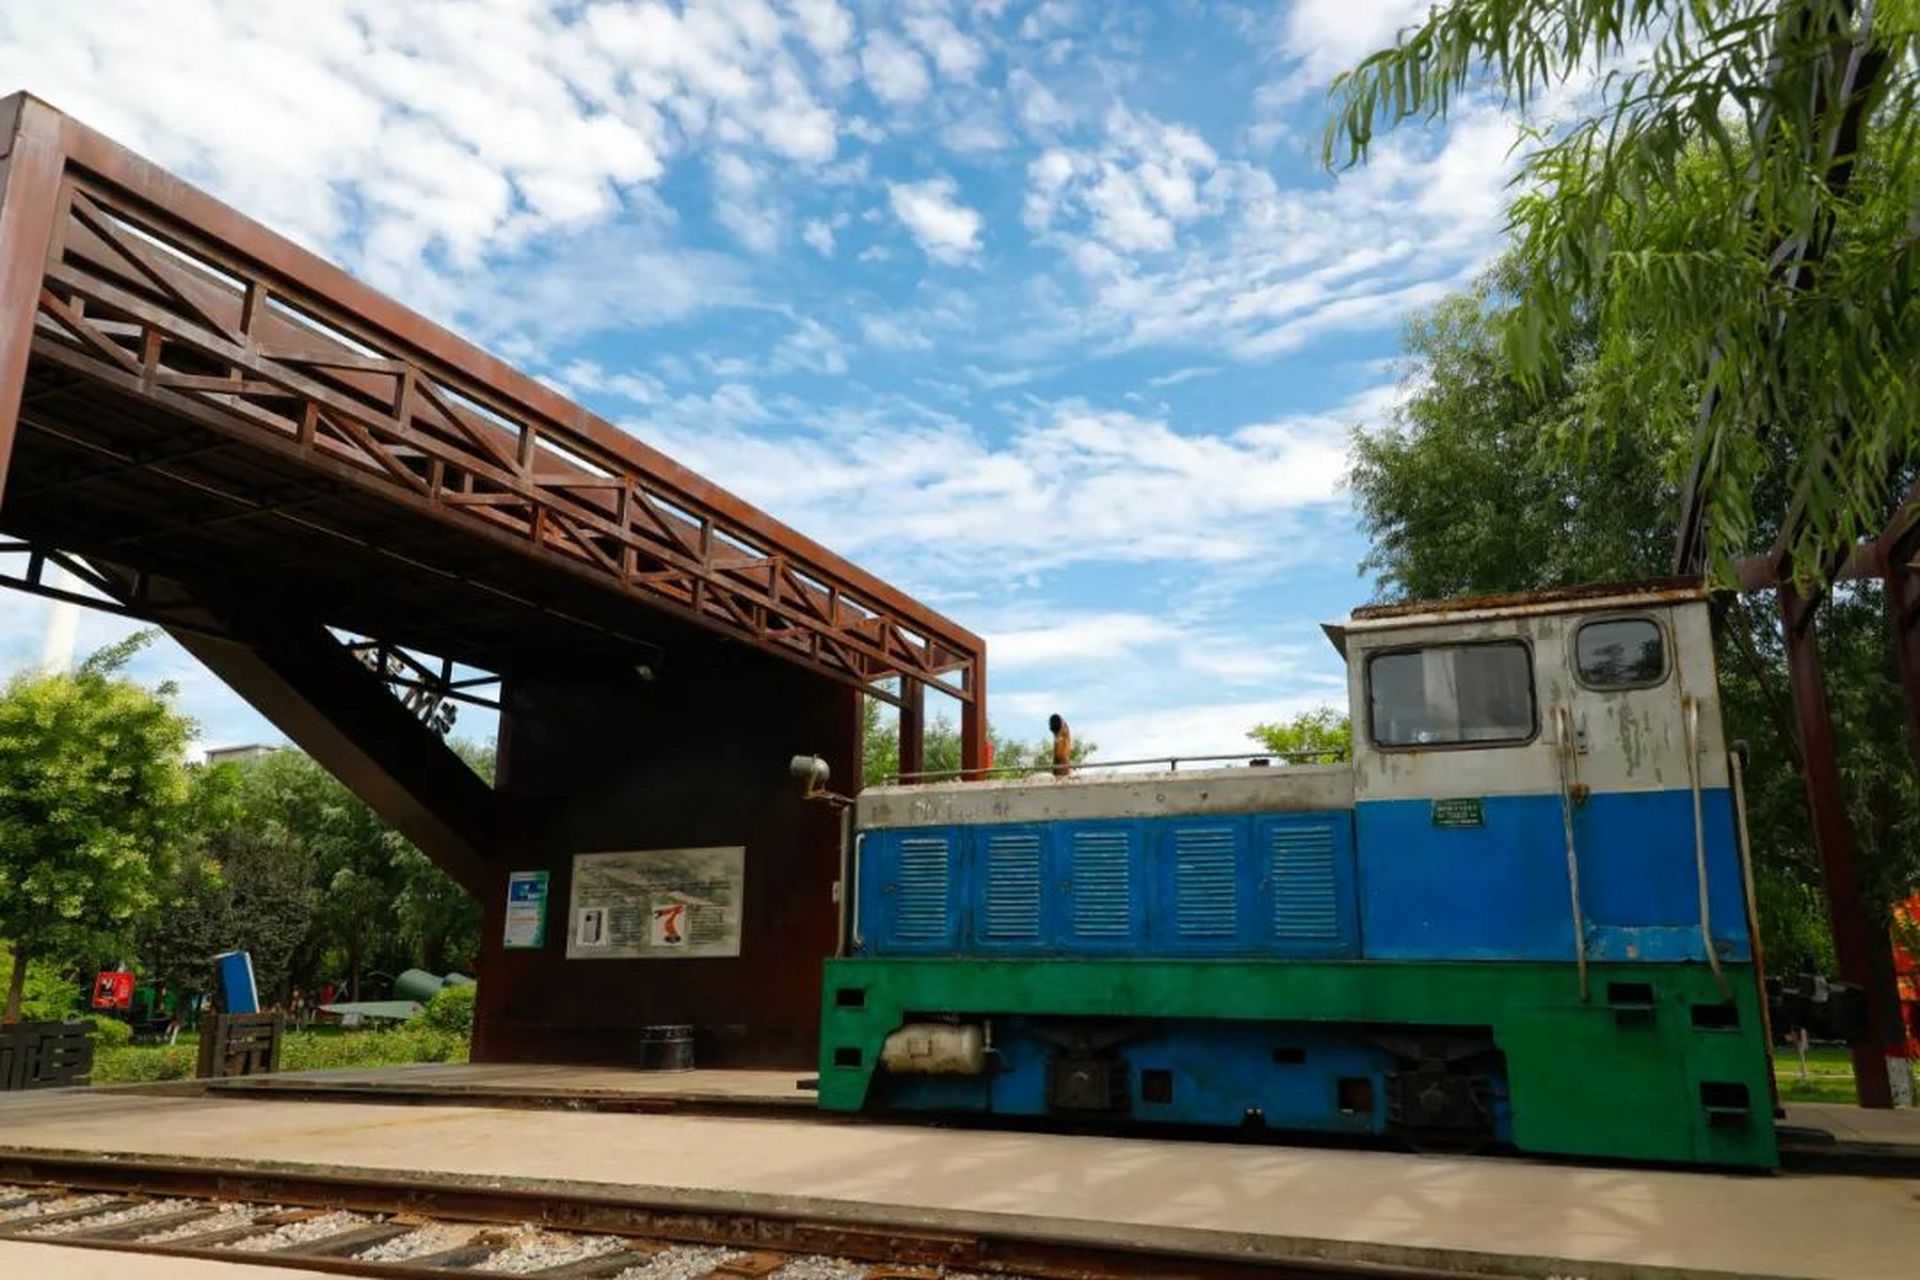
xmin=0 ymin=92 xmax=985 ymax=767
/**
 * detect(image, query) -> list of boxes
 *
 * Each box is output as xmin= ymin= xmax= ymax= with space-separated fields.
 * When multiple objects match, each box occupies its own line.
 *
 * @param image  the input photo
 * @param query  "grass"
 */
xmin=1774 ymin=1044 xmax=1859 ymax=1105
xmin=91 ymin=1020 xmax=468 ymax=1084
xmin=88 ymin=983 xmax=476 ymax=1085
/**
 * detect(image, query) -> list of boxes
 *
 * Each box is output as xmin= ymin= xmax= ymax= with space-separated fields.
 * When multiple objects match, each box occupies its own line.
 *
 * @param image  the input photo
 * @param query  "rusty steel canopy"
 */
xmin=0 ymin=91 xmax=986 ymax=731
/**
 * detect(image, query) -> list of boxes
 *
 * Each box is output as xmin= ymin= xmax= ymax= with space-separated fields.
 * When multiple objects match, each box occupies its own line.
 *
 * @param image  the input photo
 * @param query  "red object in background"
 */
xmin=91 ymin=970 xmax=133 ymax=1011
xmin=1894 ymin=895 xmax=1920 ymax=1057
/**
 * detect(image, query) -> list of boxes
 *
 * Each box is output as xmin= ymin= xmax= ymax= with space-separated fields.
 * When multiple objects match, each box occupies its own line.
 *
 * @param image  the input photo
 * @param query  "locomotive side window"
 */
xmin=1367 ymin=641 xmax=1534 ymax=748
xmin=1574 ymin=617 xmax=1666 ymax=689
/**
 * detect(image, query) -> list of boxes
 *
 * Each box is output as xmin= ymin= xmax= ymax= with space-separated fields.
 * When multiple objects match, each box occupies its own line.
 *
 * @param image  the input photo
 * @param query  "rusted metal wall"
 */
xmin=471 ymin=642 xmax=858 ymax=1069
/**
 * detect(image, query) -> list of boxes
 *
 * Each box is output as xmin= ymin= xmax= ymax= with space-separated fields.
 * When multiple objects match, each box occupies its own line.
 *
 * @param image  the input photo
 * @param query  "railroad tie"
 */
xmin=3 ymin=1198 xmax=142 ymax=1231
xmin=713 ymin=1251 xmax=795 ymax=1277
xmin=403 ymin=1230 xmax=518 ymax=1270
xmin=0 ymin=1190 xmax=66 ymax=1212
xmin=520 ymin=1245 xmax=674 ymax=1279
xmin=156 ymin=1220 xmax=286 ymax=1249
xmin=276 ymin=1221 xmax=417 ymax=1258
xmin=62 ymin=1204 xmax=224 ymax=1241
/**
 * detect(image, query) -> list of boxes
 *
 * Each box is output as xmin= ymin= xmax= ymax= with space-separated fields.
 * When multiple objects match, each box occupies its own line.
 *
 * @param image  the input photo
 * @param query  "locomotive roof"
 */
xmin=1324 ymin=576 xmax=1708 ymax=654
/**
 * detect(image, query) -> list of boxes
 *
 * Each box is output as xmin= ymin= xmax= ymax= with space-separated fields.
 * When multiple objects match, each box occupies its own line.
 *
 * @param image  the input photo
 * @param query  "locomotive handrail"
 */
xmin=1684 ymin=697 xmax=1731 ymax=995
xmin=849 ymin=832 xmax=867 ymax=952
xmin=885 ymin=748 xmax=1348 ymax=785
xmin=1553 ymin=705 xmax=1591 ymax=1002
xmin=1729 ymin=746 xmax=1775 ymax=1047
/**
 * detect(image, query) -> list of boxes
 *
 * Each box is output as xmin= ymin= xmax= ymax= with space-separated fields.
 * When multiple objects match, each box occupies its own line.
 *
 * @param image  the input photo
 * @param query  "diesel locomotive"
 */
xmin=815 ymin=580 xmax=1779 ymax=1168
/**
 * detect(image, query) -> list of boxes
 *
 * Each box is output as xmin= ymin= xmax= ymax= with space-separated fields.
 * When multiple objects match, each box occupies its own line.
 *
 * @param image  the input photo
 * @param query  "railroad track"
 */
xmin=0 ymin=1159 xmax=1515 ymax=1280
xmin=0 ymin=1183 xmax=868 ymax=1279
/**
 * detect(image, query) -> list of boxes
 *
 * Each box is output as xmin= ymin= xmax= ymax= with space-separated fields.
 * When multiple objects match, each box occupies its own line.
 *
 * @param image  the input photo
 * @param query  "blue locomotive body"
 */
xmin=819 ymin=583 xmax=1779 ymax=1166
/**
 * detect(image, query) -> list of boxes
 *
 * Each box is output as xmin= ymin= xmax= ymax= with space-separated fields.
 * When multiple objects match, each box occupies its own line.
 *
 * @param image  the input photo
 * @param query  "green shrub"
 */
xmin=417 ymin=983 xmax=475 ymax=1037
xmin=91 ymin=1016 xmax=133 ymax=1048
xmin=279 ymin=1023 xmax=468 ymax=1074
xmin=91 ymin=1043 xmax=195 ymax=1084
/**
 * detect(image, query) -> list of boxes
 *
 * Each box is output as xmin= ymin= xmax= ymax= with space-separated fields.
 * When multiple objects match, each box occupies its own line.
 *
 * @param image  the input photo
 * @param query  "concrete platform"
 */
xmin=2 ymin=1089 xmax=1917 ymax=1279
xmin=190 ymin=1063 xmax=814 ymax=1110
xmin=0 ymin=1239 xmax=342 ymax=1278
xmin=1785 ymin=1101 xmax=1920 ymax=1147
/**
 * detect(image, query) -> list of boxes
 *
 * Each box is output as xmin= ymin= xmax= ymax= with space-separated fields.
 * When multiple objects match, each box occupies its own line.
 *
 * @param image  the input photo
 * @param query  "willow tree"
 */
xmin=1326 ymin=1 xmax=1920 ymax=581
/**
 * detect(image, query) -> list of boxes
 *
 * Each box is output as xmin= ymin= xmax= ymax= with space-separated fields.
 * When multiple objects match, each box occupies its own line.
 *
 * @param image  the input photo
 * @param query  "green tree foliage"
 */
xmin=1346 ymin=270 xmax=1920 ymax=970
xmin=392 ymin=742 xmax=490 ymax=976
xmin=0 ymin=945 xmax=81 ymax=1022
xmin=1349 ymin=268 xmax=1676 ymax=599
xmin=139 ymin=743 xmax=483 ymax=1009
xmin=0 ymin=633 xmax=192 ymax=1021
xmin=1247 ymin=707 xmax=1352 ymax=760
xmin=1327 ymin=1 xmax=1920 ymax=584
xmin=861 ymin=696 xmax=1095 ymax=787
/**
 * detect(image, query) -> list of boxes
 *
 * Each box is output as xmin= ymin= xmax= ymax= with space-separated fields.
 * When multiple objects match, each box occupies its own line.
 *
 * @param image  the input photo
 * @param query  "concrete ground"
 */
xmin=2 ymin=1088 xmax=1918 ymax=1279
xmin=192 ymin=1062 xmax=813 ymax=1106
xmin=0 ymin=1238 xmax=347 ymax=1277
xmin=1785 ymin=1100 xmax=1920 ymax=1147
xmin=189 ymin=1063 xmax=1920 ymax=1146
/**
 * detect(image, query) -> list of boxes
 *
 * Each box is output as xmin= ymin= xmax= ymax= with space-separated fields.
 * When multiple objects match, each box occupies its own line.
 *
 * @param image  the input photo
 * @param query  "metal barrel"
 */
xmin=636 ymin=1024 xmax=695 ymax=1072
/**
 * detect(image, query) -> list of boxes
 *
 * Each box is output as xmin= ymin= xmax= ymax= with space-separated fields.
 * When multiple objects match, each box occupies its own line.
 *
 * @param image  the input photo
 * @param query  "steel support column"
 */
xmin=897 ymin=677 xmax=925 ymax=783
xmin=1885 ymin=559 xmax=1920 ymax=775
xmin=1780 ymin=586 xmax=1900 ymax=1107
xmin=959 ymin=657 xmax=987 ymax=779
xmin=0 ymin=95 xmax=63 ymax=500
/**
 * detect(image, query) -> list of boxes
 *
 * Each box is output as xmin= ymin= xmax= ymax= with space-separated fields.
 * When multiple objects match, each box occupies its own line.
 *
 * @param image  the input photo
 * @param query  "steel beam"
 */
xmin=169 ymin=612 xmax=495 ymax=896
xmin=1779 ymin=587 xmax=1902 ymax=1106
xmin=0 ymin=94 xmax=64 ymax=500
xmin=6 ymin=90 xmax=983 ymax=701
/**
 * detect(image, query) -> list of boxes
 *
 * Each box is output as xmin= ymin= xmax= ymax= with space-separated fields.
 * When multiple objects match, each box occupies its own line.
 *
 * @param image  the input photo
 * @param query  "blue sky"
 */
xmin=0 ymin=0 xmax=1525 ymax=760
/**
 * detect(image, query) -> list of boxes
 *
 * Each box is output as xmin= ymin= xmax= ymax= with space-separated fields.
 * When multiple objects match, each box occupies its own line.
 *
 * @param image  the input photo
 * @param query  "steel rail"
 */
xmin=0 ymin=1155 xmax=1517 ymax=1280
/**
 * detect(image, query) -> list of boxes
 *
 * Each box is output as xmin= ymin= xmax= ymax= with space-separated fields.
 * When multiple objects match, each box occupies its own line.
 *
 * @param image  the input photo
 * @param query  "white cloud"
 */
xmin=788 ymin=0 xmax=854 ymax=56
xmin=1024 ymin=106 xmax=1220 ymax=255
xmin=555 ymin=358 xmax=668 ymax=406
xmin=773 ymin=316 xmax=849 ymax=375
xmin=1011 ymin=68 xmax=1074 ymax=132
xmin=861 ymin=314 xmax=934 ymax=350
xmin=802 ymin=217 xmax=837 ymax=255
xmin=710 ymin=151 xmax=782 ymax=252
xmin=887 ymin=176 xmax=984 ymax=264
xmin=0 ymin=0 xmax=848 ymax=321
xmin=1267 ymin=0 xmax=1433 ymax=106
xmin=1146 ymin=365 xmax=1221 ymax=388
xmin=629 ymin=383 xmax=1388 ymax=581
xmin=990 ymin=612 xmax=1184 ymax=668
xmin=1025 ymin=96 xmax=1520 ymax=360
xmin=1076 ymin=691 xmax=1342 ymax=763
xmin=452 ymin=225 xmax=756 ymax=345
xmin=860 ymin=30 xmax=931 ymax=105
xmin=903 ymin=11 xmax=985 ymax=82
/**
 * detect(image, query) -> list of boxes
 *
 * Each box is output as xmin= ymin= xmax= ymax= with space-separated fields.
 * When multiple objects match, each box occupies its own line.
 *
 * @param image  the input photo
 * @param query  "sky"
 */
xmin=0 ymin=0 xmax=1529 ymax=762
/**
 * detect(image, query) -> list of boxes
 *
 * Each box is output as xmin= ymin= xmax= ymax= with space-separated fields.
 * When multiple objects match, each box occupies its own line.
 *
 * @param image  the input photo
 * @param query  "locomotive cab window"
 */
xmin=1368 ymin=641 xmax=1535 ymax=748
xmin=1574 ymin=617 xmax=1666 ymax=690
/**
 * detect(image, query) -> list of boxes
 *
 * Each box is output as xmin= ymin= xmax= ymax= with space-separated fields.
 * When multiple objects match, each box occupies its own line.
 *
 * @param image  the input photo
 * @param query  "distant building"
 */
xmin=204 ymin=743 xmax=280 ymax=767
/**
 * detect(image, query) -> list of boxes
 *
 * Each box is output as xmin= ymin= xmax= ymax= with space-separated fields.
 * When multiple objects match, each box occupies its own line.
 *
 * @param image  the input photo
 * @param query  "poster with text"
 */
xmin=503 ymin=870 xmax=549 ymax=949
xmin=565 ymin=846 xmax=745 ymax=960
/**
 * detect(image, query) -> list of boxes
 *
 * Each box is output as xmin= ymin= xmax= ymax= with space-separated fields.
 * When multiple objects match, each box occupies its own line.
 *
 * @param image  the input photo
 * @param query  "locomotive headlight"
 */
xmin=788 ymin=754 xmax=848 ymax=808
